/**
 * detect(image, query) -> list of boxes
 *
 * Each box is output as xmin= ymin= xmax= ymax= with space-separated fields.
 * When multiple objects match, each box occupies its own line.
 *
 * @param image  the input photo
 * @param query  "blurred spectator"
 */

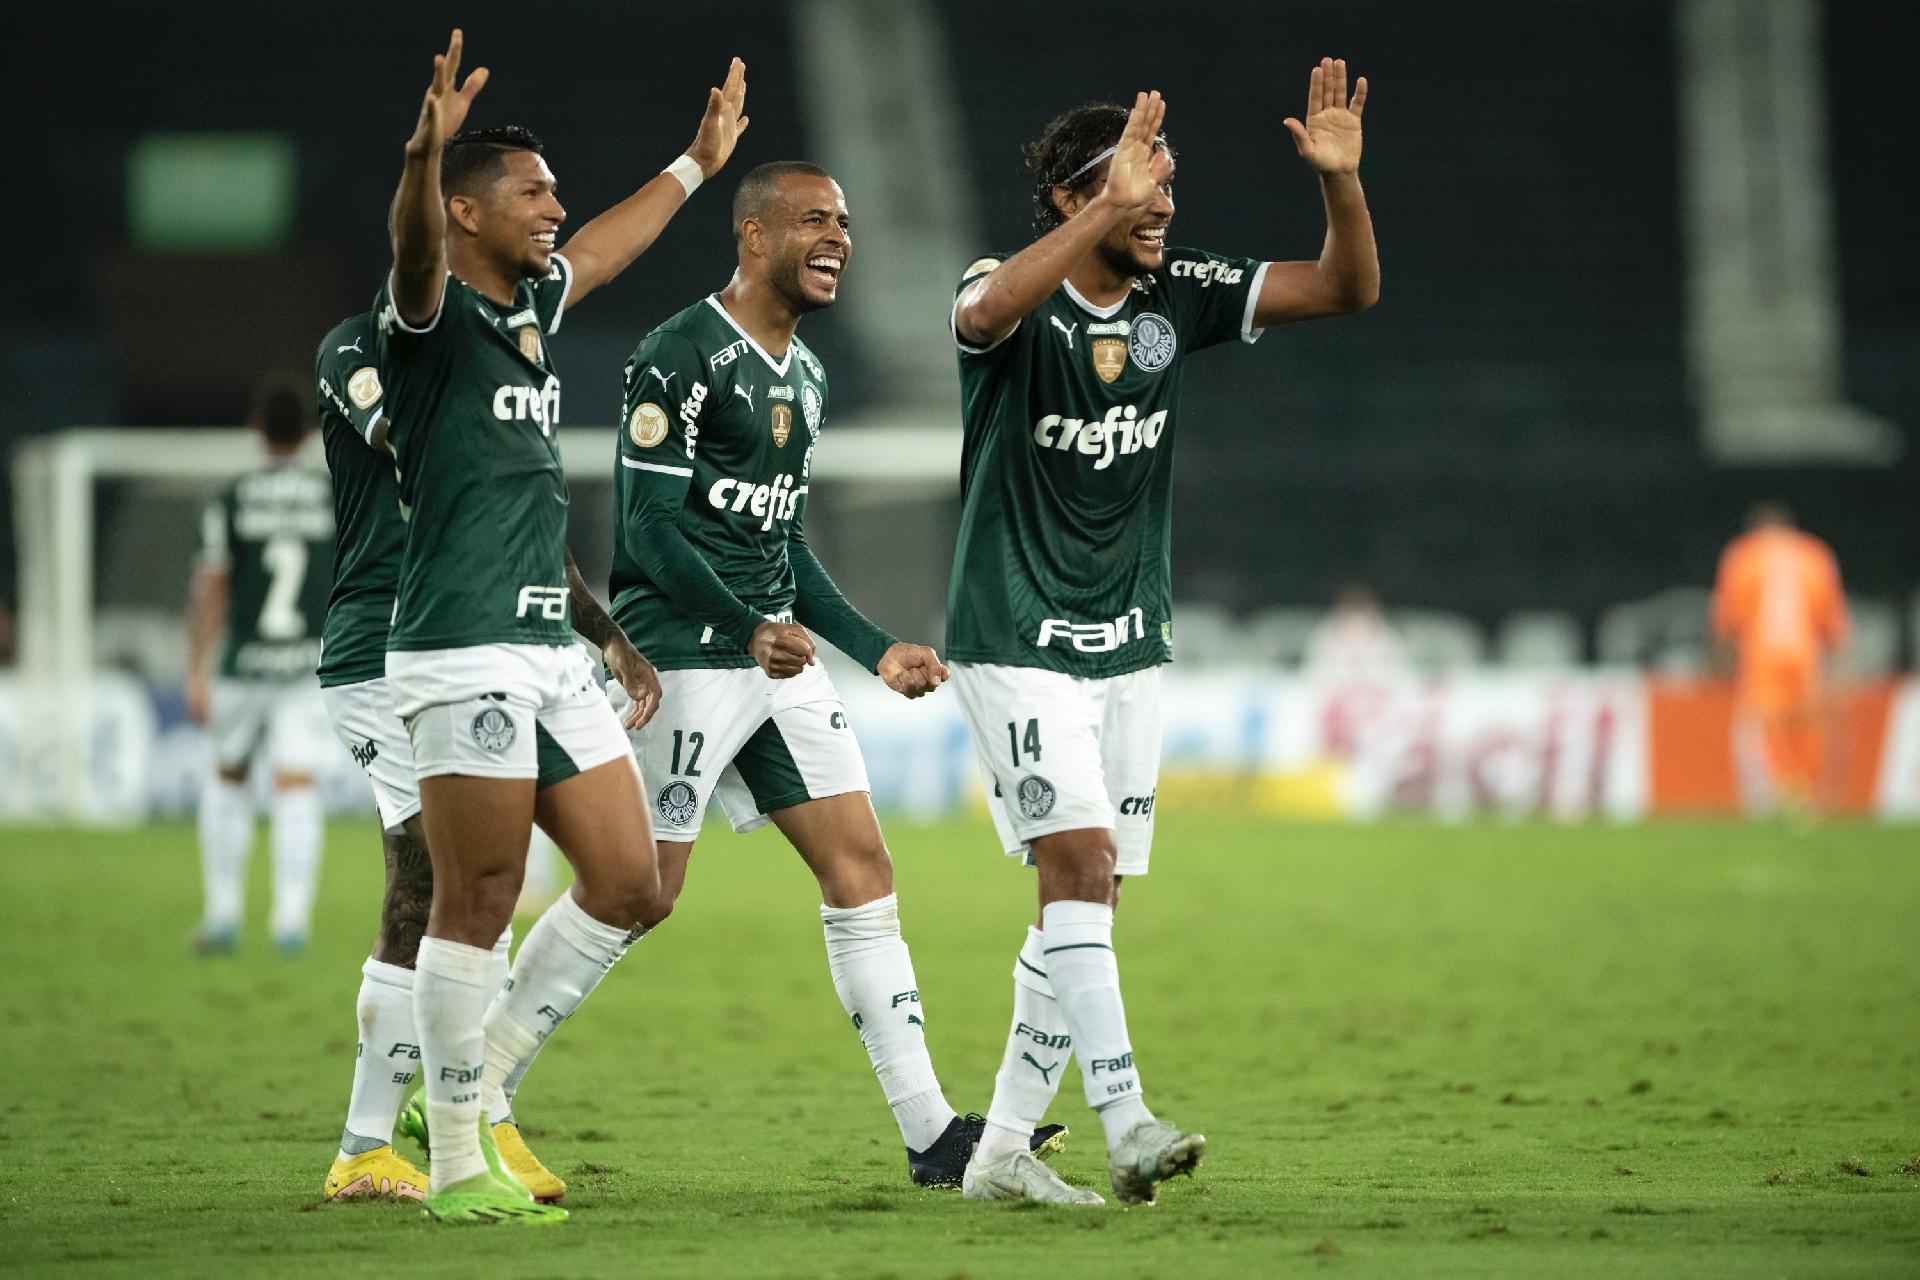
xmin=1711 ymin=502 xmax=1849 ymax=816
xmin=1306 ymin=585 xmax=1407 ymax=682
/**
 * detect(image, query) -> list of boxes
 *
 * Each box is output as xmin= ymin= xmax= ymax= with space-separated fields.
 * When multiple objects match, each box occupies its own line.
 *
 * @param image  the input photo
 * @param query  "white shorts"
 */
xmin=611 ymin=662 xmax=870 ymax=841
xmin=321 ymin=677 xmax=421 ymax=828
xmin=210 ymin=678 xmax=333 ymax=776
xmin=949 ymin=661 xmax=1162 ymax=877
xmin=385 ymin=643 xmax=631 ymax=784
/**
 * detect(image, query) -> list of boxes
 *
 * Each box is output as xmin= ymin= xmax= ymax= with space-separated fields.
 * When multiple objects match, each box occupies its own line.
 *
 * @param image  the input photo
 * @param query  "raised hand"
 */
xmin=877 ymin=643 xmax=950 ymax=700
xmin=1283 ymin=57 xmax=1367 ymax=176
xmin=405 ymin=29 xmax=489 ymax=158
xmin=1097 ymin=90 xmax=1169 ymax=212
xmin=686 ymin=57 xmax=750 ymax=179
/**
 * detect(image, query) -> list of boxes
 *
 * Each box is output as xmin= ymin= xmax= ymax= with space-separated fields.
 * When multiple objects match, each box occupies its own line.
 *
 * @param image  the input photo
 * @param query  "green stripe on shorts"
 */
xmin=535 ymin=722 xmax=580 ymax=791
xmin=734 ymin=718 xmax=812 ymax=814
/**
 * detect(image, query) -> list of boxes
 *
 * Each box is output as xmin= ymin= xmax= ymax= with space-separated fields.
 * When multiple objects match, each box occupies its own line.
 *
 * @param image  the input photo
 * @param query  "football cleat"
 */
xmin=422 ymin=1172 xmax=567 ymax=1226
xmin=271 ymin=930 xmax=308 ymax=957
xmin=489 ymin=1119 xmax=565 ymax=1203
xmin=908 ymin=1112 xmax=1070 ymax=1187
xmin=399 ymin=1089 xmax=562 ymax=1203
xmin=961 ymin=1149 xmax=1105 ymax=1205
xmin=187 ymin=924 xmax=237 ymax=956
xmin=1106 ymin=1119 xmax=1205 ymax=1205
xmin=323 ymin=1145 xmax=426 ymax=1201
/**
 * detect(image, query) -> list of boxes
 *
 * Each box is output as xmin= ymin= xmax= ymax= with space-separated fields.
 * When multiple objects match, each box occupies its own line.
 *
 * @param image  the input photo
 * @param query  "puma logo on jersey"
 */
xmin=733 ymin=384 xmax=755 ymax=411
xmin=646 ymin=365 xmax=676 ymax=390
xmin=1032 ymin=404 xmax=1169 ymax=470
xmin=1049 ymin=316 xmax=1078 ymax=349
xmin=336 ymin=337 xmax=364 ymax=355
xmin=707 ymin=472 xmax=804 ymax=531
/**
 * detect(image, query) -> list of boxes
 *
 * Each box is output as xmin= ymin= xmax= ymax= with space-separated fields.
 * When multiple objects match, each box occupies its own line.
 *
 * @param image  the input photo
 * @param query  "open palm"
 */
xmin=1284 ymin=57 xmax=1367 ymax=176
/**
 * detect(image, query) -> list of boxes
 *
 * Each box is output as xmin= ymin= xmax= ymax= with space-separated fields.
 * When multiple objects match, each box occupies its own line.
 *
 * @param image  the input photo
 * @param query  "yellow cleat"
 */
xmin=324 ymin=1145 xmax=427 ymax=1201
xmin=491 ymin=1121 xmax=566 ymax=1203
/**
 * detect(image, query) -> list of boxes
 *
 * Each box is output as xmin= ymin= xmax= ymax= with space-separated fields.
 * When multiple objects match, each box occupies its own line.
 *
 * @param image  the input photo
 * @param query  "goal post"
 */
xmin=7 ymin=418 xmax=959 ymax=820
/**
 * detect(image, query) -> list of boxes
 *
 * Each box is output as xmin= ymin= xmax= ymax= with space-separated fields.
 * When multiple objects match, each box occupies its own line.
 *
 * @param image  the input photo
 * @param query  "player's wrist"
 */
xmin=668 ymin=154 xmax=707 ymax=194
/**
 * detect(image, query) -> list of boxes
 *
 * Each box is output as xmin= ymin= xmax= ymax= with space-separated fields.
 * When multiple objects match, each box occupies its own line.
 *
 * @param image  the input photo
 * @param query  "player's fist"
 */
xmin=877 ymin=643 xmax=949 ymax=700
xmin=750 ymin=621 xmax=815 ymax=680
xmin=686 ymin=57 xmax=749 ymax=179
xmin=605 ymin=636 xmax=663 ymax=730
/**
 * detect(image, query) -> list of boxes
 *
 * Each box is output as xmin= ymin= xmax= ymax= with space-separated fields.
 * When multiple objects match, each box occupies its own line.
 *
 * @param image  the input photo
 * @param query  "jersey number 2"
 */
xmin=258 ymin=536 xmax=309 ymax=640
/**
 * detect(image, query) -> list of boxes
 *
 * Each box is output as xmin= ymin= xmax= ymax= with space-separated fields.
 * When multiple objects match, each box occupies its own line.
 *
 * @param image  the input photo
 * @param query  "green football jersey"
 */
xmin=945 ymin=246 xmax=1267 ymax=677
xmin=314 ymin=312 xmax=401 ymax=687
xmin=610 ymin=295 xmax=829 ymax=670
xmin=373 ymin=255 xmax=573 ymax=651
xmin=200 ymin=461 xmax=335 ymax=681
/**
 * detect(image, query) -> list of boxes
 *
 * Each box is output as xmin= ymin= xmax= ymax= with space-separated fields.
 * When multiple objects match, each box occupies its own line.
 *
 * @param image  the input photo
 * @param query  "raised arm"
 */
xmin=1253 ymin=58 xmax=1379 ymax=325
xmin=390 ymin=30 xmax=489 ymax=326
xmin=954 ymin=91 xmax=1171 ymax=347
xmin=561 ymin=58 xmax=749 ymax=310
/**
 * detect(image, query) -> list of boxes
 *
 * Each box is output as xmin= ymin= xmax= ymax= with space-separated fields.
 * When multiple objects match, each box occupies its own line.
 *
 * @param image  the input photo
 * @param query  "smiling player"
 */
xmin=947 ymin=63 xmax=1379 ymax=1205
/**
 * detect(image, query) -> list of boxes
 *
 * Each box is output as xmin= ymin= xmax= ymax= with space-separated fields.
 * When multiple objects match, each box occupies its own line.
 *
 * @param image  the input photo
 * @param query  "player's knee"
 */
xmin=1033 ymin=829 xmax=1118 ymax=900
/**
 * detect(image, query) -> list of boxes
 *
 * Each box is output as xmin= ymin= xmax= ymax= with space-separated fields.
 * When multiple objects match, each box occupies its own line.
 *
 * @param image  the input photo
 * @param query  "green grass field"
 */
xmin=1 ymin=816 xmax=1916 ymax=1278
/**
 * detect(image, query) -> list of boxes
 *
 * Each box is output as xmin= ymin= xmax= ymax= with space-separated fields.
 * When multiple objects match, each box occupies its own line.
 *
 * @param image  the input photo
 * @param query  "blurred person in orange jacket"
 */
xmin=1711 ymin=502 xmax=1849 ymax=814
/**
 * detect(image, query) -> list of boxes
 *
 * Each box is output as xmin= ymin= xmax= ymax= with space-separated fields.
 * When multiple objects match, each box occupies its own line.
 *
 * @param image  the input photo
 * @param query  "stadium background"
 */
xmin=1 ymin=0 xmax=1917 ymax=821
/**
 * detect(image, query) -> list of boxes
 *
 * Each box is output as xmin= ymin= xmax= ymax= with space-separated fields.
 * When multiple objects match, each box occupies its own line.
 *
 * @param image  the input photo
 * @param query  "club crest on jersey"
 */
xmin=629 ymin=401 xmax=669 ymax=449
xmin=1091 ymin=338 xmax=1127 ymax=383
xmin=658 ymin=780 xmax=699 ymax=827
xmin=770 ymin=402 xmax=793 ymax=448
xmin=801 ymin=383 xmax=822 ymax=439
xmin=1128 ymin=311 xmax=1176 ymax=372
xmin=471 ymin=706 xmax=517 ymax=754
xmin=345 ymin=366 xmax=382 ymax=410
xmin=516 ymin=325 xmax=542 ymax=363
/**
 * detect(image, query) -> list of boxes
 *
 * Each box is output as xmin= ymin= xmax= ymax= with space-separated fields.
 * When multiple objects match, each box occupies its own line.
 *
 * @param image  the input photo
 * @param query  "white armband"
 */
xmin=665 ymin=155 xmax=704 ymax=198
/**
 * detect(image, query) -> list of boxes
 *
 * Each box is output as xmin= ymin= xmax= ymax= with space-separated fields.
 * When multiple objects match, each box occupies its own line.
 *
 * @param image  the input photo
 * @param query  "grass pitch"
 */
xmin=0 ymin=815 xmax=1915 ymax=1278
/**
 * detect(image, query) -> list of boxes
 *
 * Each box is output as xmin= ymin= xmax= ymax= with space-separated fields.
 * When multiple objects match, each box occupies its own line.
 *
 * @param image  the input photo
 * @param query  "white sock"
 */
xmin=414 ymin=936 xmax=495 ymax=1190
xmin=1041 ymin=900 xmax=1154 ymax=1148
xmin=340 ymin=959 xmax=417 ymax=1156
xmin=267 ymin=786 xmax=323 ymax=938
xmin=495 ymin=922 xmax=643 ymax=1121
xmin=821 ymin=894 xmax=956 ymax=1151
xmin=481 ymin=893 xmax=639 ymax=1121
xmin=197 ymin=779 xmax=252 ymax=932
xmin=487 ymin=926 xmax=513 ymax=997
xmin=977 ymin=926 xmax=1072 ymax=1163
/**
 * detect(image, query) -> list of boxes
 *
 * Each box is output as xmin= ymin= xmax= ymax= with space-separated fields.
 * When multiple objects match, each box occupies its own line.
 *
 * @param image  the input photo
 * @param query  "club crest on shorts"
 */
xmin=770 ymin=402 xmax=793 ymax=448
xmin=1127 ymin=311 xmax=1176 ymax=373
xmin=657 ymin=780 xmax=699 ymax=827
xmin=629 ymin=401 xmax=669 ymax=449
xmin=1015 ymin=775 xmax=1056 ymax=820
xmin=801 ymin=383 xmax=822 ymax=439
xmin=516 ymin=325 xmax=542 ymax=363
xmin=1091 ymin=337 xmax=1127 ymax=383
xmin=471 ymin=707 xmax=517 ymax=754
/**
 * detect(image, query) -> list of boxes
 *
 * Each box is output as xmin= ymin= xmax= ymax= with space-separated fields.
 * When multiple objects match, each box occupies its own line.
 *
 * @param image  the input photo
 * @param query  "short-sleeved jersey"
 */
xmin=314 ymin=312 xmax=401 ymax=687
xmin=200 ymin=462 xmax=335 ymax=681
xmin=945 ymin=247 xmax=1268 ymax=677
xmin=611 ymin=295 xmax=828 ymax=669
xmin=1711 ymin=526 xmax=1849 ymax=699
xmin=373 ymin=255 xmax=573 ymax=651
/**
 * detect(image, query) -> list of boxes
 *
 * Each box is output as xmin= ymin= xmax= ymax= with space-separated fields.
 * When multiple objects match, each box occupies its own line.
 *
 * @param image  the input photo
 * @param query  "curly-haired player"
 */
xmin=947 ymin=62 xmax=1379 ymax=1206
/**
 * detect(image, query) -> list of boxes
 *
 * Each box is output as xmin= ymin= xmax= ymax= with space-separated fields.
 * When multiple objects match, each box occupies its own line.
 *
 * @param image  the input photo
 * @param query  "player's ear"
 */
xmin=1050 ymin=184 xmax=1083 ymax=221
xmin=446 ymin=193 xmax=483 ymax=238
xmin=740 ymin=216 xmax=767 ymax=258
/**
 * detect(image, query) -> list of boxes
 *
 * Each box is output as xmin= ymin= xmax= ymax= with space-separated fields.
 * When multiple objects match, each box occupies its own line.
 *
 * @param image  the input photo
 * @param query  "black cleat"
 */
xmin=908 ymin=1112 xmax=1070 ymax=1188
